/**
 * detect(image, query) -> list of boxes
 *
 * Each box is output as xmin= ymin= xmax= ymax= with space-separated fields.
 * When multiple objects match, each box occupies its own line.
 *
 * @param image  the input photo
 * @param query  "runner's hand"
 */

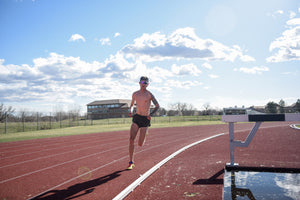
xmin=147 ymin=116 xmax=151 ymax=120
xmin=129 ymin=112 xmax=133 ymax=117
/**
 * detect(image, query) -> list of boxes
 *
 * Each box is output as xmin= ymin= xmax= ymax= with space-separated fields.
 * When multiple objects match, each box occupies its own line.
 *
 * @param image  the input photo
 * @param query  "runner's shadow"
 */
xmin=32 ymin=169 xmax=127 ymax=200
xmin=193 ymin=169 xmax=224 ymax=185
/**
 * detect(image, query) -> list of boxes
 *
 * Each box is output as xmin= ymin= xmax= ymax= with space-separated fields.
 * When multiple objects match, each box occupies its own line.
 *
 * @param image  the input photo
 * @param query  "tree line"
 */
xmin=1 ymin=99 xmax=300 ymax=122
xmin=264 ymin=99 xmax=300 ymax=114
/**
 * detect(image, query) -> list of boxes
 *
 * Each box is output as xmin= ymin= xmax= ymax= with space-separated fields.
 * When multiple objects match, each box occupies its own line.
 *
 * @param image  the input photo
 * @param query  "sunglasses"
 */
xmin=140 ymin=81 xmax=148 ymax=85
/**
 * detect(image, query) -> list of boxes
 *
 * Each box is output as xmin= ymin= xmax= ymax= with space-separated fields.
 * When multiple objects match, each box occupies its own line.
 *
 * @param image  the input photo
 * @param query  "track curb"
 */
xmin=112 ymin=132 xmax=225 ymax=200
xmin=290 ymin=124 xmax=300 ymax=130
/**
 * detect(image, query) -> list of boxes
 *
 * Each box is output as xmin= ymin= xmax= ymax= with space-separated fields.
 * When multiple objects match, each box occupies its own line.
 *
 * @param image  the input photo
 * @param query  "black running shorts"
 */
xmin=132 ymin=114 xmax=151 ymax=128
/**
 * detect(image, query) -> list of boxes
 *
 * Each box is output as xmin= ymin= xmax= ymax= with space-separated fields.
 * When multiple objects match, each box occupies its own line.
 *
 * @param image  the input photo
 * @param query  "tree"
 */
xmin=68 ymin=104 xmax=82 ymax=121
xmin=278 ymin=99 xmax=285 ymax=113
xmin=295 ymin=99 xmax=300 ymax=112
xmin=168 ymin=102 xmax=196 ymax=116
xmin=0 ymin=103 xmax=15 ymax=122
xmin=185 ymin=104 xmax=197 ymax=116
xmin=169 ymin=102 xmax=186 ymax=116
xmin=158 ymin=107 xmax=167 ymax=116
xmin=265 ymin=101 xmax=278 ymax=113
xmin=202 ymin=103 xmax=211 ymax=115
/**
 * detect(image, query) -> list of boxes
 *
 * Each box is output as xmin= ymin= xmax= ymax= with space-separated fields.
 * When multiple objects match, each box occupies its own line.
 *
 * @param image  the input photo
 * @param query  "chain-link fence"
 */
xmin=0 ymin=112 xmax=221 ymax=134
xmin=0 ymin=112 xmax=86 ymax=134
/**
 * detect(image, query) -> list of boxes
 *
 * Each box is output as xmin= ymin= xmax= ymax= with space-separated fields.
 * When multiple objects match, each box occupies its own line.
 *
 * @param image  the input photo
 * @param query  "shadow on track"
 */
xmin=31 ymin=169 xmax=127 ymax=200
xmin=193 ymin=168 xmax=224 ymax=185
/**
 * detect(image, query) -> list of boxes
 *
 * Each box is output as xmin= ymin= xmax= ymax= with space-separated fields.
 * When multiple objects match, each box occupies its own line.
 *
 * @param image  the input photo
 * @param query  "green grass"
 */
xmin=0 ymin=124 xmax=131 ymax=143
xmin=0 ymin=116 xmax=224 ymax=143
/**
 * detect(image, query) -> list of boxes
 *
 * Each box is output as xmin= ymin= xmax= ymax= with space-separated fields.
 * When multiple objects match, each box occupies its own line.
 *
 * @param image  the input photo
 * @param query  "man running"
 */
xmin=127 ymin=76 xmax=160 ymax=170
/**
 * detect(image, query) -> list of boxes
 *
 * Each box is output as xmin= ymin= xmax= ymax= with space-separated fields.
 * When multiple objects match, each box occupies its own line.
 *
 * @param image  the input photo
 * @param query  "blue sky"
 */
xmin=1 ymin=0 xmax=299 ymax=113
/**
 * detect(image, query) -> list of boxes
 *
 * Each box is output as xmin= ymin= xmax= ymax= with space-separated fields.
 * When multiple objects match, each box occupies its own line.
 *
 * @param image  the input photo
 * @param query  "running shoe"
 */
xmin=127 ymin=161 xmax=135 ymax=170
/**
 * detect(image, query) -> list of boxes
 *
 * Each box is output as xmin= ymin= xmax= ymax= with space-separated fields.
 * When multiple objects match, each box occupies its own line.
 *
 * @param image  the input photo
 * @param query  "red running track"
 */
xmin=0 ymin=122 xmax=298 ymax=200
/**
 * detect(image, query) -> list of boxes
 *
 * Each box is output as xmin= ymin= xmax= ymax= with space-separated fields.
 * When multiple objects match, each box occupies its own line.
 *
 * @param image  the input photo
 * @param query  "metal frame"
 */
xmin=228 ymin=122 xmax=262 ymax=166
xmin=222 ymin=113 xmax=300 ymax=166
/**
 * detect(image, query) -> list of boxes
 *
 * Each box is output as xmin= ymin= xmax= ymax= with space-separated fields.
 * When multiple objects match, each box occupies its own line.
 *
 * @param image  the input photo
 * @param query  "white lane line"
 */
xmin=0 ymin=137 xmax=123 ymax=159
xmin=0 ymin=145 xmax=127 ymax=184
xmin=25 ymin=124 xmax=285 ymax=199
xmin=27 ymin=155 xmax=129 ymax=200
xmin=0 ymin=136 xmax=100 ymax=151
xmin=0 ymin=140 xmax=125 ymax=169
xmin=290 ymin=124 xmax=300 ymax=130
xmin=113 ymin=133 xmax=225 ymax=200
xmin=1 ymin=129 xmax=189 ymax=165
xmin=1 ymin=129 xmax=197 ymax=182
xmin=27 ymin=137 xmax=194 ymax=200
xmin=1 ymin=133 xmax=188 ymax=184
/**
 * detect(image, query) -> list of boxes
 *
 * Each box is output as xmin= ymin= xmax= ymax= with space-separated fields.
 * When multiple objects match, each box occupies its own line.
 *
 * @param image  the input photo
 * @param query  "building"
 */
xmin=223 ymin=107 xmax=247 ymax=115
xmin=87 ymin=99 xmax=132 ymax=119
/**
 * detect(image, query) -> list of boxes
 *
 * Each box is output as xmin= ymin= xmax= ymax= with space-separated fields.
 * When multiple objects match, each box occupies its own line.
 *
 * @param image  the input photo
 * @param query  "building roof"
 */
xmin=87 ymin=99 xmax=131 ymax=106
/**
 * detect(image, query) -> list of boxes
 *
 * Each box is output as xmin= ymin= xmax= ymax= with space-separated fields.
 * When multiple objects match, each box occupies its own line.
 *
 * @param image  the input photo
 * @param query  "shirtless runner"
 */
xmin=127 ymin=76 xmax=160 ymax=170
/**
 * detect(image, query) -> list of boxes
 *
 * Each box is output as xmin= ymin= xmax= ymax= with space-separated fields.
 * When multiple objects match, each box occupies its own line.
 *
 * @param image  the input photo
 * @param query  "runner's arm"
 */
xmin=150 ymin=93 xmax=159 ymax=116
xmin=129 ymin=93 xmax=136 ymax=117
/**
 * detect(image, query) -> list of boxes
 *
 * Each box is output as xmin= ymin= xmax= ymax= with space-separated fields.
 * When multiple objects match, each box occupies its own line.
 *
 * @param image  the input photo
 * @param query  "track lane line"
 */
xmin=0 ymin=136 xmax=126 ymax=158
xmin=0 ymin=140 xmax=126 ymax=169
xmin=1 ymin=132 xmax=195 ymax=184
xmin=27 ymin=136 xmax=201 ymax=200
xmin=0 ymin=145 xmax=128 ymax=184
xmin=27 ymin=155 xmax=129 ymax=200
xmin=113 ymin=132 xmax=225 ymax=200
xmin=1 ymin=127 xmax=197 ymax=165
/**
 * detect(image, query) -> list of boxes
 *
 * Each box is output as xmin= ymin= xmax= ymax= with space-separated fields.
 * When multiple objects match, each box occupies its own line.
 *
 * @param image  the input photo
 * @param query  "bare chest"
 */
xmin=135 ymin=92 xmax=151 ymax=105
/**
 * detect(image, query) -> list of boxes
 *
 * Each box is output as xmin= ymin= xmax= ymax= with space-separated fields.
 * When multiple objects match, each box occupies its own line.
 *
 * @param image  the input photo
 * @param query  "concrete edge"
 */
xmin=290 ymin=124 xmax=300 ymax=130
xmin=113 ymin=133 xmax=225 ymax=200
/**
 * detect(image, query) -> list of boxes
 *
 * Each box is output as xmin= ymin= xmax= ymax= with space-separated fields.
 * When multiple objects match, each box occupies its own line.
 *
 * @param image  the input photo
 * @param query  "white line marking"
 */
xmin=290 ymin=124 xmax=300 ymax=130
xmin=27 ymin=137 xmax=192 ymax=200
xmin=1 ymin=130 xmax=196 ymax=183
xmin=27 ymin=155 xmax=129 ymax=200
xmin=1 ymin=137 xmax=123 ymax=159
xmin=0 ymin=145 xmax=127 ymax=184
xmin=7 ymin=123 xmax=286 ymax=199
xmin=112 ymin=133 xmax=225 ymax=200
xmin=0 ymin=140 xmax=125 ymax=169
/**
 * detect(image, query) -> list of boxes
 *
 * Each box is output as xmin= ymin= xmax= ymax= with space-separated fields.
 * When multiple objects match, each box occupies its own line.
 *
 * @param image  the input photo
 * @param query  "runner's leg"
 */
xmin=138 ymin=127 xmax=148 ymax=147
xmin=129 ymin=123 xmax=139 ymax=162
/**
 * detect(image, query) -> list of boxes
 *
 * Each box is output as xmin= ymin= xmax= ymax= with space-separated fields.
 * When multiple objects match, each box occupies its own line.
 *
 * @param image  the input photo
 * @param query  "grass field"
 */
xmin=0 ymin=115 xmax=221 ymax=134
xmin=0 ymin=116 xmax=224 ymax=143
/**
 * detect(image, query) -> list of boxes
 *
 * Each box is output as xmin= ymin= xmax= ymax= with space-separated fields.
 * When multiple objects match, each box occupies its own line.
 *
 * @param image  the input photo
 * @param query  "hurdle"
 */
xmin=222 ymin=111 xmax=300 ymax=167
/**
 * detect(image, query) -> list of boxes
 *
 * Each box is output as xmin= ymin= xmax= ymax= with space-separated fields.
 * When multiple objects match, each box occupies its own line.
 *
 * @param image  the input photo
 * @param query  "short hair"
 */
xmin=140 ymin=76 xmax=149 ymax=83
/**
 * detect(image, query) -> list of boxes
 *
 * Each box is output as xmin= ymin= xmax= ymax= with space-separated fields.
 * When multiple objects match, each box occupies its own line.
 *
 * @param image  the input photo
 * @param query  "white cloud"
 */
xmin=289 ymin=11 xmax=296 ymax=19
xmin=103 ymin=52 xmax=135 ymax=72
xmin=234 ymin=66 xmax=269 ymax=74
xmin=133 ymin=65 xmax=173 ymax=83
xmin=166 ymin=80 xmax=202 ymax=89
xmin=69 ymin=34 xmax=85 ymax=42
xmin=0 ymin=59 xmax=40 ymax=83
xmin=202 ymin=62 xmax=212 ymax=69
xmin=0 ymin=53 xmax=117 ymax=103
xmin=0 ymin=28 xmax=267 ymax=110
xmin=267 ymin=17 xmax=300 ymax=62
xmin=114 ymin=32 xmax=121 ymax=37
xmin=208 ymin=74 xmax=219 ymax=78
xmin=0 ymin=52 xmax=183 ymax=105
xmin=171 ymin=63 xmax=202 ymax=76
xmin=121 ymin=27 xmax=255 ymax=62
xmin=99 ymin=37 xmax=111 ymax=45
xmin=267 ymin=10 xmax=284 ymax=18
xmin=33 ymin=53 xmax=102 ymax=80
